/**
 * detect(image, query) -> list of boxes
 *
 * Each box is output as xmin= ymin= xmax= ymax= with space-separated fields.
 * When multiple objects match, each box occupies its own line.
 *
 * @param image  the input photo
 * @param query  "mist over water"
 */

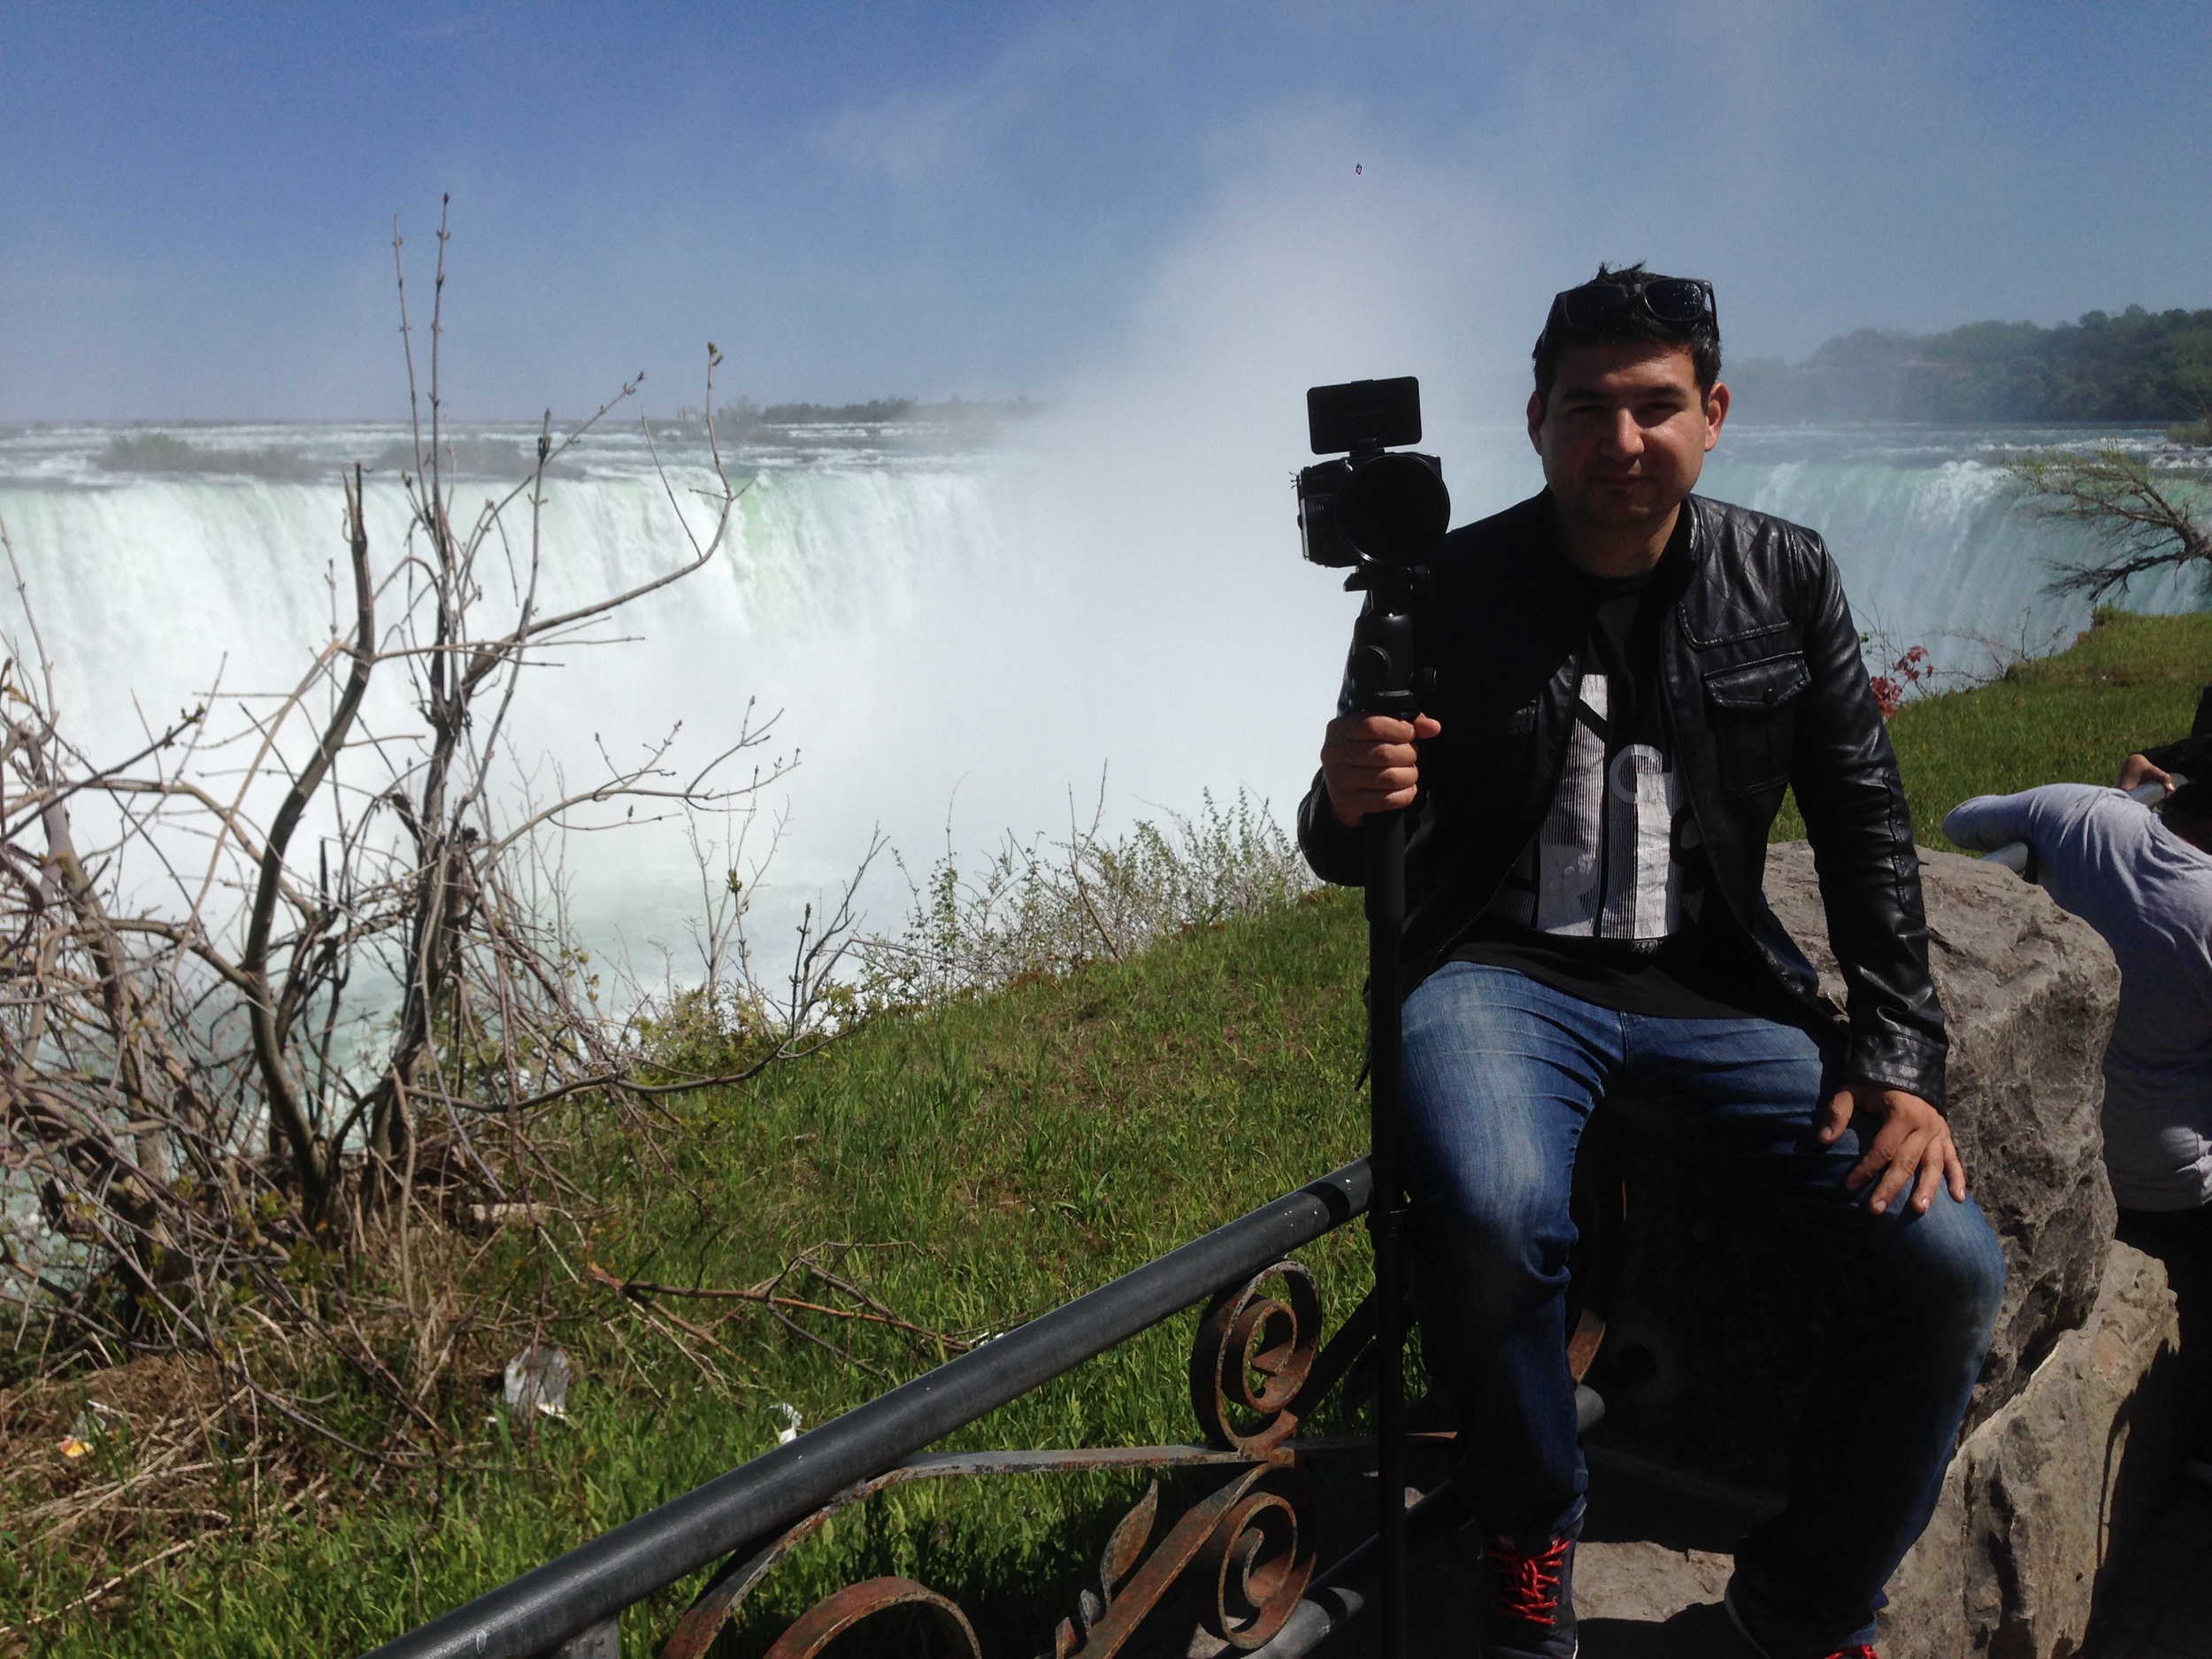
xmin=0 ymin=405 xmax=2196 ymax=979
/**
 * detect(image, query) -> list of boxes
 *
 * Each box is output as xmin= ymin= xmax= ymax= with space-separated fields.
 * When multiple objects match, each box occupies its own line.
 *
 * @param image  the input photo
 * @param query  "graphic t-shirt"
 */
xmin=1448 ymin=545 xmax=1784 ymax=1020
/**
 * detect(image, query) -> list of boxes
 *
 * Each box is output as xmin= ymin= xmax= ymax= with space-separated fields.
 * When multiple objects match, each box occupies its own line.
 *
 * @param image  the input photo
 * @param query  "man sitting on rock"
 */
xmin=1945 ymin=739 xmax=2212 ymax=1488
xmin=1298 ymin=265 xmax=2007 ymax=1659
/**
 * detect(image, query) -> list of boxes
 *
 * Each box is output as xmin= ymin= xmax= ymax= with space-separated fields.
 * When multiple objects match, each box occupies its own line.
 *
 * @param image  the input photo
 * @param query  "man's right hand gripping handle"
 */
xmin=1319 ymin=713 xmax=1442 ymax=827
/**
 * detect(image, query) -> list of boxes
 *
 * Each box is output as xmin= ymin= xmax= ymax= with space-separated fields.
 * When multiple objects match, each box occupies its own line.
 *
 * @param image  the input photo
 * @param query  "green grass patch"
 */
xmin=6 ymin=894 xmax=1382 ymax=1656
xmin=1771 ymin=608 xmax=2212 ymax=848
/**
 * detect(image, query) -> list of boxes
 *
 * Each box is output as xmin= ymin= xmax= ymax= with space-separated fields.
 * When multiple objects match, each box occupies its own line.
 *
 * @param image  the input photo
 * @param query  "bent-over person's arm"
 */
xmin=2140 ymin=733 xmax=2212 ymax=780
xmin=1939 ymin=790 xmax=2042 ymax=853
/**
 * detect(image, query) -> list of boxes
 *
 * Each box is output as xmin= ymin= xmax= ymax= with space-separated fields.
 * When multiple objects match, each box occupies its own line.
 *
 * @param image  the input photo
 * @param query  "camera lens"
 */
xmin=1332 ymin=452 xmax=1449 ymax=565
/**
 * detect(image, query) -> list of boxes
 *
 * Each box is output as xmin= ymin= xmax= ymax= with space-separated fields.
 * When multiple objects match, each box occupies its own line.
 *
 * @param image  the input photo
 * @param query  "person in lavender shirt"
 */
xmin=1943 ymin=733 xmax=2212 ymax=1486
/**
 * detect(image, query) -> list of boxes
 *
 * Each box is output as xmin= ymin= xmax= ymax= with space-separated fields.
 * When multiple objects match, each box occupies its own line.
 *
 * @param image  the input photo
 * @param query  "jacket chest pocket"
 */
xmin=1702 ymin=652 xmax=1809 ymax=798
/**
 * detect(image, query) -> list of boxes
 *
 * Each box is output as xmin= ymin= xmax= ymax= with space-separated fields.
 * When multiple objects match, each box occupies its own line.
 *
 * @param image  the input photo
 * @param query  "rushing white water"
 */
xmin=1702 ymin=426 xmax=2202 ymax=670
xmin=0 ymin=418 xmax=2200 ymax=974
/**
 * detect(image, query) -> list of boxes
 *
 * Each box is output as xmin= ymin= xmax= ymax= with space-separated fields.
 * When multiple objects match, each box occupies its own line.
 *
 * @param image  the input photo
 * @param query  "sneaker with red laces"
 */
xmin=1476 ymin=1525 xmax=1578 ymax=1658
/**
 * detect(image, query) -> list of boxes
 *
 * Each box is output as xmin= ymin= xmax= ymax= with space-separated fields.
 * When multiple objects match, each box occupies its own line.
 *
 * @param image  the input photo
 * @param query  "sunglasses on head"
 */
xmin=1549 ymin=276 xmax=1717 ymax=334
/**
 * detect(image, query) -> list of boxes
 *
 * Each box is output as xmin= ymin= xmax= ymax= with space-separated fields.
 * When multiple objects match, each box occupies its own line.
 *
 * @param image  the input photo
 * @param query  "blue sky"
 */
xmin=4 ymin=2 xmax=2210 ymax=419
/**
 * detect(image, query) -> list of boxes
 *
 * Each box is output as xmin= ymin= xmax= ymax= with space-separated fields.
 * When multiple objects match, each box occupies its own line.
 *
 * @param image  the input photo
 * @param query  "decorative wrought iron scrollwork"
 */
xmin=1033 ymin=1463 xmax=1315 ymax=1659
xmin=760 ymin=1576 xmax=983 ymax=1659
xmin=667 ymin=1249 xmax=1447 ymax=1659
xmin=1188 ymin=1260 xmax=1323 ymax=1455
xmin=1040 ymin=1479 xmax=1158 ymax=1659
xmin=1190 ymin=1467 xmax=1316 ymax=1652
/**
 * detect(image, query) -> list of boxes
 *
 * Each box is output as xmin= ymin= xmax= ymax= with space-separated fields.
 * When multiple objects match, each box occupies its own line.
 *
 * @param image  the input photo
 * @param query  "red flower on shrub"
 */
xmin=1869 ymin=645 xmax=1931 ymax=719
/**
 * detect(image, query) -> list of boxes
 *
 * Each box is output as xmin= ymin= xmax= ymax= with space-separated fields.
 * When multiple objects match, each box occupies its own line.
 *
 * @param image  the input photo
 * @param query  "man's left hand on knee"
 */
xmin=1817 ymin=1085 xmax=1969 ymax=1215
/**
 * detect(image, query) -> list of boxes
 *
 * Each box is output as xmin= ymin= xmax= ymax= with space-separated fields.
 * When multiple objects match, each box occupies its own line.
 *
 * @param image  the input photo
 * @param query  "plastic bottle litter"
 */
xmin=503 ymin=1346 xmax=572 ymax=1419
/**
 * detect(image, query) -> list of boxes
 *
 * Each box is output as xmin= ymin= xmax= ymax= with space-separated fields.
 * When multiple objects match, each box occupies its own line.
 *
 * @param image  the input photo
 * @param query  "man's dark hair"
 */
xmin=2162 ymin=780 xmax=2212 ymax=849
xmin=1532 ymin=262 xmax=1723 ymax=411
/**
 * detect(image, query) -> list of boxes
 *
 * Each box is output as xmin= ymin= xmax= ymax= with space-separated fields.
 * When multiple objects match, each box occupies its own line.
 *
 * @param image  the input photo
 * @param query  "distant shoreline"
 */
xmin=1732 ymin=304 xmax=2212 ymax=426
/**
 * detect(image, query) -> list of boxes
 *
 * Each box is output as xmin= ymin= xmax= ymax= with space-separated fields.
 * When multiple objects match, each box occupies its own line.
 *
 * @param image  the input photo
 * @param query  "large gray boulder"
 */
xmin=1878 ymin=1240 xmax=2181 ymax=1658
xmin=1569 ymin=1240 xmax=2181 ymax=1658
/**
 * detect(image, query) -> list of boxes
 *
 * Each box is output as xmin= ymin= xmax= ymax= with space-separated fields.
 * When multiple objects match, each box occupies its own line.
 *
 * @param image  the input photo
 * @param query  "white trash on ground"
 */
xmin=504 ymin=1346 xmax=572 ymax=1419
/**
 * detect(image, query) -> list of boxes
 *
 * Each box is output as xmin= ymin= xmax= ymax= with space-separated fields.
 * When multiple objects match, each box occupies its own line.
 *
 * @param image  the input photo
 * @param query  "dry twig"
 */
xmin=0 ymin=212 xmax=877 ymax=1586
xmin=2006 ymin=445 xmax=2212 ymax=602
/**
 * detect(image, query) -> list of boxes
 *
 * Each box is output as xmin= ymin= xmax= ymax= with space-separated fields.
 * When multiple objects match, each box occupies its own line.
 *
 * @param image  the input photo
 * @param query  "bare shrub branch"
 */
xmin=0 ymin=214 xmax=863 ymax=1575
xmin=2005 ymin=445 xmax=2212 ymax=603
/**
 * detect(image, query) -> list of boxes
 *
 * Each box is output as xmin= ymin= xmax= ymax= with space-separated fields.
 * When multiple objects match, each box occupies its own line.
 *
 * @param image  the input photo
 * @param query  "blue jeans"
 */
xmin=1402 ymin=963 xmax=2005 ymax=1651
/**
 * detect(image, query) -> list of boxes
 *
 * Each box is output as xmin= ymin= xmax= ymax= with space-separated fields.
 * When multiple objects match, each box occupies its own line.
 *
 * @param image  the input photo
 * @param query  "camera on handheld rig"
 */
xmin=1295 ymin=377 xmax=1451 ymax=720
xmin=1294 ymin=375 xmax=1451 ymax=1659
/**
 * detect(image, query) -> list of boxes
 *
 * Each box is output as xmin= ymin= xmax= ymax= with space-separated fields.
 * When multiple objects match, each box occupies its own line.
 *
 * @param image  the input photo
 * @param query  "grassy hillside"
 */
xmin=8 ymin=611 xmax=2205 ymax=1656
xmin=4 ymin=891 xmax=1378 ymax=1657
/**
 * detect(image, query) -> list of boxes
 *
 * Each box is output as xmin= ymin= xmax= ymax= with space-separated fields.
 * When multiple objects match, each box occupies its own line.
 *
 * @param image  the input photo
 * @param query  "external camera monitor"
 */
xmin=1307 ymin=377 xmax=1423 ymax=457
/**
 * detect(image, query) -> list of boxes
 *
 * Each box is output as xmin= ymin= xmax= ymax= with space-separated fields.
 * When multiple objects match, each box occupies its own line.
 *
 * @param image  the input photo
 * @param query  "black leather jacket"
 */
xmin=1297 ymin=490 xmax=1948 ymax=1108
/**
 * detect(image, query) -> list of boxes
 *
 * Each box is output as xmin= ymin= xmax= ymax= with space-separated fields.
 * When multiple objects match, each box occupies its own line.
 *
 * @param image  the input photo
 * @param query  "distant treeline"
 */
xmin=1730 ymin=304 xmax=2212 ymax=426
xmin=701 ymin=395 xmax=1043 ymax=432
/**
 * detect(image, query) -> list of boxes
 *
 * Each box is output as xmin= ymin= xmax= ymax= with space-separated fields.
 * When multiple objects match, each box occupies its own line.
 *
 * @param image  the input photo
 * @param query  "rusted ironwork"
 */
xmin=759 ymin=1577 xmax=982 ymax=1659
xmin=659 ymin=1448 xmax=1240 ymax=1659
xmin=1196 ymin=1470 xmax=1317 ymax=1650
xmin=370 ymin=1163 xmax=1372 ymax=1659
xmin=668 ymin=1258 xmax=1404 ymax=1659
xmin=1033 ymin=1463 xmax=1316 ymax=1659
xmin=656 ymin=1437 xmax=1454 ymax=1659
xmin=369 ymin=1147 xmax=1629 ymax=1659
xmin=700 ymin=1182 xmax=1627 ymax=1659
xmin=1189 ymin=1260 xmax=1323 ymax=1455
xmin=659 ymin=1256 xmax=1398 ymax=1659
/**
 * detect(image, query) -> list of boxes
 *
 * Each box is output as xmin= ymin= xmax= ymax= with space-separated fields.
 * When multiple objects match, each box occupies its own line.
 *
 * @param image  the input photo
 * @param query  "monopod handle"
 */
xmin=1339 ymin=572 xmax=1425 ymax=725
xmin=1363 ymin=809 xmax=1409 ymax=1659
xmin=1340 ymin=557 xmax=1426 ymax=1659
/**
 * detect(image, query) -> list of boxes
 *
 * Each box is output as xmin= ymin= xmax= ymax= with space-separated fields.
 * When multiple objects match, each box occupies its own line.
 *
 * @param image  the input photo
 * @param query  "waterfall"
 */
xmin=2 ymin=419 xmax=2196 ymax=972
xmin=1702 ymin=426 xmax=2200 ymax=672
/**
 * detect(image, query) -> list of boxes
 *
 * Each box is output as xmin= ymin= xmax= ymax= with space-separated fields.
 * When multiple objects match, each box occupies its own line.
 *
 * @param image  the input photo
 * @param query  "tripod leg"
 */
xmin=1364 ymin=810 xmax=1408 ymax=1659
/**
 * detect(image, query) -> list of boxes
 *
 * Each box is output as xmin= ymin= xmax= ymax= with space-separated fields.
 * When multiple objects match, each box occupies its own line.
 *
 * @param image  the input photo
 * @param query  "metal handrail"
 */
xmin=365 ymin=1159 xmax=1374 ymax=1659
